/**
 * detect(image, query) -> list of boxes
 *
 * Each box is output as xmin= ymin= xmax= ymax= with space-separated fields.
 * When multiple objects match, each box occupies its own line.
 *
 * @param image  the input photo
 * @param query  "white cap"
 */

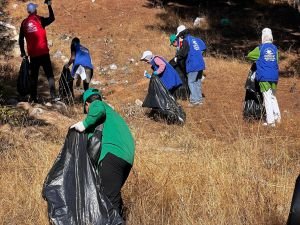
xmin=176 ymin=25 xmax=186 ymax=37
xmin=140 ymin=50 xmax=153 ymax=61
xmin=27 ymin=3 xmax=38 ymax=13
xmin=262 ymin=28 xmax=273 ymax=44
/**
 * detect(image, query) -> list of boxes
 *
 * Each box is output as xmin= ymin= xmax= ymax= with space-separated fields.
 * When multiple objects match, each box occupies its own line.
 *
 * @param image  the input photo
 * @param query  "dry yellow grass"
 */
xmin=1 ymin=0 xmax=300 ymax=225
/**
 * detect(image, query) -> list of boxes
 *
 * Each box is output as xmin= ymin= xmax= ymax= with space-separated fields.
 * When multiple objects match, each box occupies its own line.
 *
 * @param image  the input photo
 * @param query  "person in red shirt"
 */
xmin=19 ymin=1 xmax=59 ymax=102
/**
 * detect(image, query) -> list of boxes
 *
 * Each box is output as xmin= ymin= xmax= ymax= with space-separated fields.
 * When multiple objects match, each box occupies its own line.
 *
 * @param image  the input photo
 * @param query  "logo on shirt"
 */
xmin=192 ymin=39 xmax=200 ymax=51
xmin=26 ymin=22 xmax=38 ymax=33
xmin=264 ymin=48 xmax=276 ymax=62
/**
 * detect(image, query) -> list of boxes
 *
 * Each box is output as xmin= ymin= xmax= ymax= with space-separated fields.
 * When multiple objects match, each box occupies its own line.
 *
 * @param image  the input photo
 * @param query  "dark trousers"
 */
xmin=98 ymin=153 xmax=132 ymax=215
xmin=30 ymin=54 xmax=56 ymax=100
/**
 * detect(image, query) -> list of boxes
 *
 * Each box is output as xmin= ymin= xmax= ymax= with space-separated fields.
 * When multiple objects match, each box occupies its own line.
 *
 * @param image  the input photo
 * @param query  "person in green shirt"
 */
xmin=71 ymin=88 xmax=135 ymax=216
xmin=247 ymin=28 xmax=281 ymax=127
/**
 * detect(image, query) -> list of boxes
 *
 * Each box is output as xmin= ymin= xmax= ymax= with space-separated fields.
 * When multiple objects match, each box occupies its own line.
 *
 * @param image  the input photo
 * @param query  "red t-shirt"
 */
xmin=21 ymin=14 xmax=49 ymax=57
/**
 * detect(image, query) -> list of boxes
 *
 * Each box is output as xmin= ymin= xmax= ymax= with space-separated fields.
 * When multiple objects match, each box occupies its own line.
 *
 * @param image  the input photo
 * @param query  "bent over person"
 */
xmin=19 ymin=1 xmax=59 ymax=102
xmin=64 ymin=37 xmax=94 ymax=91
xmin=247 ymin=28 xmax=281 ymax=127
xmin=71 ymin=88 xmax=135 ymax=216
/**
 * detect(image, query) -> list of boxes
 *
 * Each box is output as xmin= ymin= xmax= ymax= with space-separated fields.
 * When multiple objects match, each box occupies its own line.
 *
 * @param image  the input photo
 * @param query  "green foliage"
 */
xmin=0 ymin=106 xmax=28 ymax=126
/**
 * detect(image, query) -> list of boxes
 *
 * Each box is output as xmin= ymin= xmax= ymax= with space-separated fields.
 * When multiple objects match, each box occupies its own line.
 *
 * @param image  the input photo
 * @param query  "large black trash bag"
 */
xmin=59 ymin=67 xmax=74 ymax=101
xmin=42 ymin=130 xmax=123 ymax=225
xmin=17 ymin=57 xmax=30 ymax=96
xmin=169 ymin=58 xmax=189 ymax=100
xmin=287 ymin=175 xmax=300 ymax=225
xmin=243 ymin=64 xmax=265 ymax=120
xmin=142 ymin=76 xmax=186 ymax=124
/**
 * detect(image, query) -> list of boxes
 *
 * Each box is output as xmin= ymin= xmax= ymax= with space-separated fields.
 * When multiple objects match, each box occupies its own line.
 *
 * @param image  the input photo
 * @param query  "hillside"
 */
xmin=1 ymin=0 xmax=300 ymax=224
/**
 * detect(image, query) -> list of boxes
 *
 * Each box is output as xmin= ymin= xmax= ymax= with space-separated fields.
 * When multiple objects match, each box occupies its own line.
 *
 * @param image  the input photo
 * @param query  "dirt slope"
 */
xmin=1 ymin=0 xmax=300 ymax=225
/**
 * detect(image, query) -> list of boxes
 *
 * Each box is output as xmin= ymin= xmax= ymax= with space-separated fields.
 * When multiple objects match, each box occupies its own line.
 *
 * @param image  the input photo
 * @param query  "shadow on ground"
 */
xmin=144 ymin=0 xmax=300 ymax=59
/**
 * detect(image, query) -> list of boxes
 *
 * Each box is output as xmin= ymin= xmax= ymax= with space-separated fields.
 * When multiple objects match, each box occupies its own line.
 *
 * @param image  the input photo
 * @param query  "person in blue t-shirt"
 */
xmin=175 ymin=25 xmax=206 ymax=107
xmin=247 ymin=28 xmax=281 ymax=127
xmin=65 ymin=37 xmax=94 ymax=91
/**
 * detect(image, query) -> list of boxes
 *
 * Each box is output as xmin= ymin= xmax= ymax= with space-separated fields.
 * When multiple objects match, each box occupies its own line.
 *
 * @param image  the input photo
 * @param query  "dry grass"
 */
xmin=1 ymin=0 xmax=300 ymax=225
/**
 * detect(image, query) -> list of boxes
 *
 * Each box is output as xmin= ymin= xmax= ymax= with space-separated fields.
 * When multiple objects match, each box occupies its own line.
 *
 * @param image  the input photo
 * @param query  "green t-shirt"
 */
xmin=82 ymin=100 xmax=135 ymax=165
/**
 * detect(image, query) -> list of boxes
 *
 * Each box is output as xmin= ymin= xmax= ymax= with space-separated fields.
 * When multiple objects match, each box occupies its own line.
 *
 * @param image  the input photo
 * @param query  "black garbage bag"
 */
xmin=17 ymin=57 xmax=30 ymax=96
xmin=287 ymin=175 xmax=300 ymax=225
xmin=243 ymin=64 xmax=264 ymax=120
xmin=42 ymin=130 xmax=123 ymax=225
xmin=87 ymin=124 xmax=103 ymax=168
xmin=142 ymin=76 xmax=186 ymax=124
xmin=169 ymin=58 xmax=189 ymax=100
xmin=59 ymin=67 xmax=74 ymax=100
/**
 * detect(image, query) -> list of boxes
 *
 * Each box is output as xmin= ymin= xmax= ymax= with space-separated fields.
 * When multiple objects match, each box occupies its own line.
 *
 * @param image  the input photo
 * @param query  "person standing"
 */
xmin=140 ymin=50 xmax=182 ymax=94
xmin=19 ymin=1 xmax=58 ymax=102
xmin=175 ymin=25 xmax=206 ymax=107
xmin=71 ymin=88 xmax=135 ymax=216
xmin=169 ymin=34 xmax=189 ymax=100
xmin=247 ymin=28 xmax=281 ymax=127
xmin=64 ymin=37 xmax=94 ymax=91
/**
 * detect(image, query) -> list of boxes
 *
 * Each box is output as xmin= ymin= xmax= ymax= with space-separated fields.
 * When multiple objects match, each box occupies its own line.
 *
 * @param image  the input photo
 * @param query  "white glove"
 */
xmin=70 ymin=121 xmax=85 ymax=132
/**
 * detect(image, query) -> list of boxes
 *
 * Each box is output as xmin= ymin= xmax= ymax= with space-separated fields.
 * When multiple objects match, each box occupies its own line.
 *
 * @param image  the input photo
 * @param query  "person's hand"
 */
xmin=44 ymin=0 xmax=52 ymax=6
xmin=70 ymin=121 xmax=85 ymax=132
xmin=144 ymin=70 xmax=151 ymax=79
xmin=152 ymin=71 xmax=158 ymax=76
xmin=21 ymin=52 xmax=27 ymax=58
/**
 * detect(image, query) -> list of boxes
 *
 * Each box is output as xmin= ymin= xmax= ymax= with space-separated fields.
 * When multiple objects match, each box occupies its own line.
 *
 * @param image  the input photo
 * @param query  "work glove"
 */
xmin=152 ymin=71 xmax=158 ymax=76
xmin=70 ymin=121 xmax=85 ymax=132
xmin=144 ymin=70 xmax=151 ymax=79
xmin=44 ymin=0 xmax=52 ymax=6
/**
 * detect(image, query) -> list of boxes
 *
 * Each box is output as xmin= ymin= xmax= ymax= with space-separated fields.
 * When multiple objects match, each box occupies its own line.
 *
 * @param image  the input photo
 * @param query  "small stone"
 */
xmin=17 ymin=102 xmax=32 ymax=111
xmin=29 ymin=108 xmax=44 ymax=117
xmin=53 ymin=50 xmax=63 ymax=59
xmin=53 ymin=101 xmax=68 ymax=114
xmin=91 ymin=80 xmax=101 ymax=85
xmin=48 ymin=40 xmax=53 ymax=47
xmin=135 ymin=99 xmax=143 ymax=107
xmin=129 ymin=58 xmax=135 ymax=63
xmin=108 ymin=79 xmax=117 ymax=85
xmin=109 ymin=64 xmax=118 ymax=70
xmin=45 ymin=102 xmax=52 ymax=107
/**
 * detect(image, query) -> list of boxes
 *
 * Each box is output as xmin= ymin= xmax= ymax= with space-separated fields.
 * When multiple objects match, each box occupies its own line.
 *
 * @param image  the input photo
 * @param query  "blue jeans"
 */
xmin=187 ymin=71 xmax=202 ymax=103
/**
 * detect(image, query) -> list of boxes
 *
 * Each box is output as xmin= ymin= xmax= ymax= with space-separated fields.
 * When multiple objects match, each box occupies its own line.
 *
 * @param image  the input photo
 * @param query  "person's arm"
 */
xmin=176 ymin=39 xmax=189 ymax=61
xmin=247 ymin=47 xmax=260 ymax=61
xmin=153 ymin=57 xmax=166 ymax=75
xmin=40 ymin=4 xmax=55 ymax=27
xmin=18 ymin=25 xmax=26 ymax=57
xmin=65 ymin=45 xmax=76 ymax=68
xmin=83 ymin=101 xmax=106 ymax=129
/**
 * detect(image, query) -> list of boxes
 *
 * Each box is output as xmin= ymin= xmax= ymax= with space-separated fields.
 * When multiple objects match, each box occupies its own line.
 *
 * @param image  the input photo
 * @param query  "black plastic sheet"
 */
xmin=17 ymin=57 xmax=30 ymax=96
xmin=142 ymin=76 xmax=186 ymax=124
xmin=59 ymin=67 xmax=74 ymax=100
xmin=42 ymin=130 xmax=123 ymax=225
xmin=169 ymin=58 xmax=189 ymax=100
xmin=287 ymin=175 xmax=300 ymax=225
xmin=243 ymin=64 xmax=264 ymax=120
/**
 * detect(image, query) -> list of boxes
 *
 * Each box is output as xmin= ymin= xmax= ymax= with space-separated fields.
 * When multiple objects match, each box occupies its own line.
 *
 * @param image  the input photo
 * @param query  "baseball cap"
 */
xmin=169 ymin=34 xmax=177 ymax=45
xmin=140 ymin=50 xmax=153 ymax=61
xmin=176 ymin=25 xmax=186 ymax=37
xmin=27 ymin=3 xmax=38 ymax=13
